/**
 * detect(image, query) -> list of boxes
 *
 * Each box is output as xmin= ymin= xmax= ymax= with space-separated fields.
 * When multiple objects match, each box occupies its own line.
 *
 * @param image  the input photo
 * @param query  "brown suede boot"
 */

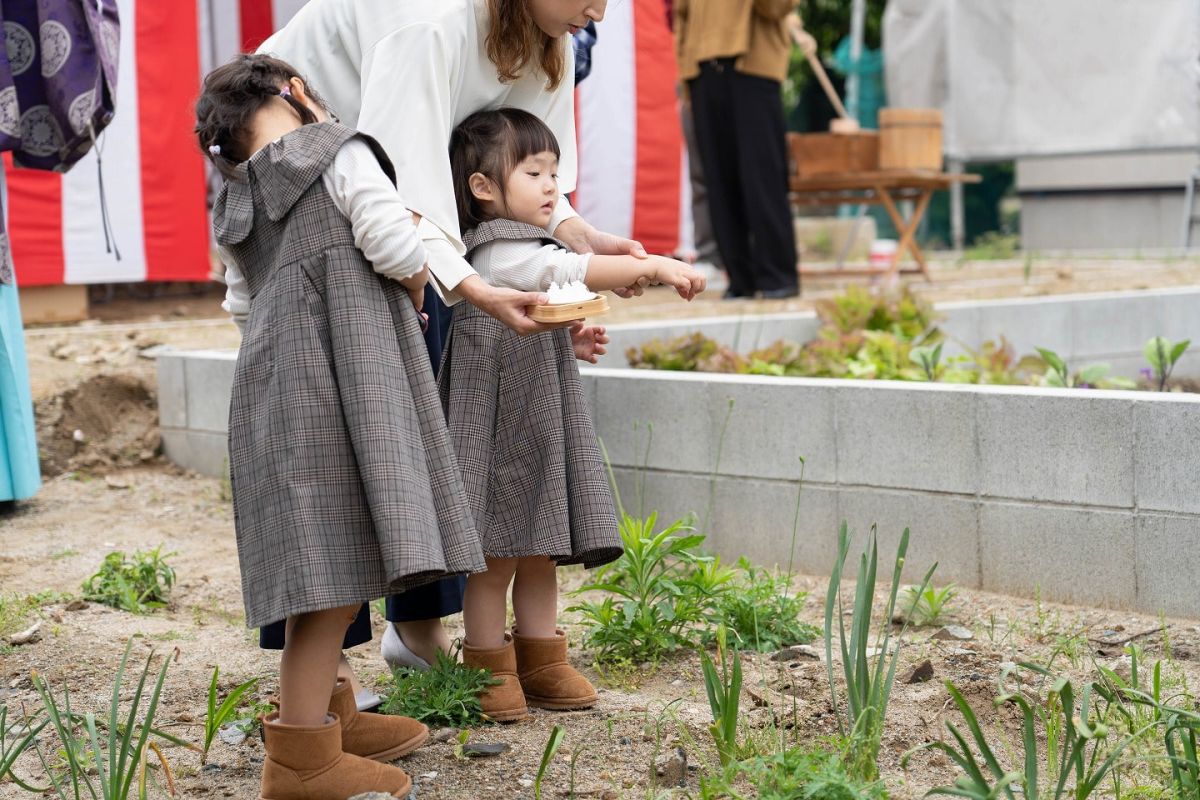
xmin=260 ymin=712 xmax=411 ymax=800
xmin=329 ymin=678 xmax=428 ymax=761
xmin=513 ymin=629 xmax=598 ymax=710
xmin=461 ymin=634 xmax=529 ymax=722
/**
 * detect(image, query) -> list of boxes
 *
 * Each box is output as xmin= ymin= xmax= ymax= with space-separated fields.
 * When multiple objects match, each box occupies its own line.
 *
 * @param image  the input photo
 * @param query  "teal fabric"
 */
xmin=0 ymin=278 xmax=40 ymax=501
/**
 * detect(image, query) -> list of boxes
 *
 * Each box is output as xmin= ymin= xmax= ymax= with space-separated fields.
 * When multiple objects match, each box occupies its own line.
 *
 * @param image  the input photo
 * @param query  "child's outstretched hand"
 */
xmin=652 ymin=256 xmax=707 ymax=301
xmin=570 ymin=322 xmax=609 ymax=364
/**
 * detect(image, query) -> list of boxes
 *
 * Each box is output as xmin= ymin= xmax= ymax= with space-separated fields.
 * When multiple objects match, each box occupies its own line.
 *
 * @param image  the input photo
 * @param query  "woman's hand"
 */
xmin=569 ymin=322 xmax=609 ymax=364
xmin=456 ymin=275 xmax=567 ymax=336
xmin=554 ymin=217 xmax=650 ymax=298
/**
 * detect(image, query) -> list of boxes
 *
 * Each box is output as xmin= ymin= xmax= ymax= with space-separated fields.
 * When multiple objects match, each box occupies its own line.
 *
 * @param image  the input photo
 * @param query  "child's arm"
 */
xmin=324 ymin=138 xmax=429 ymax=286
xmin=585 ymin=254 xmax=706 ymax=300
xmin=217 ymin=247 xmax=250 ymax=332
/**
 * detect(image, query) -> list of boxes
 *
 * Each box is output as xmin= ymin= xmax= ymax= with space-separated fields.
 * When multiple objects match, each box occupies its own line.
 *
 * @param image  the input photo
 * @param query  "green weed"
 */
xmin=1144 ymin=336 xmax=1191 ymax=391
xmin=900 ymin=582 xmax=957 ymax=627
xmin=534 ymin=725 xmax=565 ymax=800
xmin=709 ymin=559 xmax=819 ymax=652
xmin=380 ymin=648 xmax=498 ymax=728
xmin=700 ymin=627 xmax=743 ymax=768
xmin=202 ymin=666 xmax=259 ymax=765
xmin=82 ymin=547 xmax=176 ymax=614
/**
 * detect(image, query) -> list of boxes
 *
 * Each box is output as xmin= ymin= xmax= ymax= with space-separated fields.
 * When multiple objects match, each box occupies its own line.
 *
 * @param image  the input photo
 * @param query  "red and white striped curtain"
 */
xmin=6 ymin=0 xmax=687 ymax=286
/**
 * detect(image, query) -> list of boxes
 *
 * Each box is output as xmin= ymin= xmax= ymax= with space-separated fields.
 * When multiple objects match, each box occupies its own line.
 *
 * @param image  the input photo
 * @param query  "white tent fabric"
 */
xmin=883 ymin=0 xmax=1200 ymax=160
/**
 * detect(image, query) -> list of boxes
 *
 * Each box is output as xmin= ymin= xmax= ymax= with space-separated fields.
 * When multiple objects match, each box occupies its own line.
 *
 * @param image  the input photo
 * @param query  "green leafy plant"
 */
xmin=82 ymin=547 xmax=176 ymax=614
xmin=570 ymin=513 xmax=733 ymax=664
xmin=1144 ymin=336 xmax=1191 ymax=391
xmin=380 ymin=648 xmax=498 ymax=728
xmin=30 ymin=638 xmax=184 ymax=800
xmin=709 ymin=558 xmax=820 ymax=652
xmin=825 ymin=523 xmax=935 ymax=782
xmin=744 ymin=742 xmax=888 ymax=800
xmin=900 ymin=582 xmax=957 ymax=627
xmin=201 ymin=667 xmax=259 ymax=765
xmin=1 ymin=703 xmax=50 ymax=792
xmin=1036 ymin=347 xmax=1136 ymax=390
xmin=910 ymin=342 xmax=944 ymax=381
xmin=534 ymin=725 xmax=565 ymax=800
xmin=626 ymin=332 xmax=743 ymax=373
xmin=908 ymin=663 xmax=1149 ymax=799
xmin=700 ymin=627 xmax=743 ymax=769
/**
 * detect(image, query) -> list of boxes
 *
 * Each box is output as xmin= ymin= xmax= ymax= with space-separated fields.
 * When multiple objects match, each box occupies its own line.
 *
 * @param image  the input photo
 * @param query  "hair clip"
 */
xmin=279 ymin=86 xmax=292 ymax=98
xmin=208 ymin=144 xmax=221 ymax=156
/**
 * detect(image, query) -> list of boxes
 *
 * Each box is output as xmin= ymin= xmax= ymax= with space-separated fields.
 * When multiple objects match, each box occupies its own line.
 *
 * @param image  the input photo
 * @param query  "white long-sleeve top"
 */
xmin=258 ymin=0 xmax=580 ymax=304
xmin=220 ymin=138 xmax=427 ymax=328
xmin=470 ymin=239 xmax=592 ymax=292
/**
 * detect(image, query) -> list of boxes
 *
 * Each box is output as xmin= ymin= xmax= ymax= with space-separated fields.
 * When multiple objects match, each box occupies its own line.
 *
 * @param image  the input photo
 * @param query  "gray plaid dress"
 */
xmin=213 ymin=122 xmax=484 ymax=629
xmin=438 ymin=219 xmax=621 ymax=569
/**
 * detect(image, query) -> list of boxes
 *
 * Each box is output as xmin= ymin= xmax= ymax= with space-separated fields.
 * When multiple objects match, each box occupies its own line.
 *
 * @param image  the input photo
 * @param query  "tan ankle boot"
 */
xmin=513 ymin=629 xmax=598 ymax=710
xmin=329 ymin=679 xmax=428 ymax=761
xmin=461 ymin=634 xmax=529 ymax=722
xmin=259 ymin=712 xmax=412 ymax=800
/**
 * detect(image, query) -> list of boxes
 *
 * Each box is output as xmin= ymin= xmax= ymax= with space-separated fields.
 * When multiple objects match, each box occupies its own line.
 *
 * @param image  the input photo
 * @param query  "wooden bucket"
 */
xmin=878 ymin=108 xmax=942 ymax=170
xmin=788 ymin=131 xmax=879 ymax=181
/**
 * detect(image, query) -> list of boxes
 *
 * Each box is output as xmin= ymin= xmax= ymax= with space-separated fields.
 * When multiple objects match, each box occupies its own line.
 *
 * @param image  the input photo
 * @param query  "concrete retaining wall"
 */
xmin=157 ymin=288 xmax=1200 ymax=616
xmin=597 ymin=286 xmax=1200 ymax=381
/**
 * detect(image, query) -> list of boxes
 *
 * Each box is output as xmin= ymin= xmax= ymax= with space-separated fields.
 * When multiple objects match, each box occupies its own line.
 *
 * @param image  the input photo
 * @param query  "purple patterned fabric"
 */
xmin=0 ymin=0 xmax=118 ymax=283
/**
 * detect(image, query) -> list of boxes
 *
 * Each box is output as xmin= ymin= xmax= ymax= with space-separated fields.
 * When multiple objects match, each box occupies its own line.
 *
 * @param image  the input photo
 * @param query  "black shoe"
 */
xmin=722 ymin=288 xmax=752 ymax=300
xmin=758 ymin=286 xmax=800 ymax=300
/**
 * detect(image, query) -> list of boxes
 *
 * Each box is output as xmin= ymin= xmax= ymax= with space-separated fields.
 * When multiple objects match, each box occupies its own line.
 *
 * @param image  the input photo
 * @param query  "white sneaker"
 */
xmin=381 ymin=623 xmax=431 ymax=671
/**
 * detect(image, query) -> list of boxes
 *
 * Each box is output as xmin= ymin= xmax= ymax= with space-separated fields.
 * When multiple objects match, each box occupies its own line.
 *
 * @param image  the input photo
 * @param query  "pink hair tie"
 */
xmin=279 ymin=86 xmax=292 ymax=98
xmin=208 ymin=144 xmax=221 ymax=156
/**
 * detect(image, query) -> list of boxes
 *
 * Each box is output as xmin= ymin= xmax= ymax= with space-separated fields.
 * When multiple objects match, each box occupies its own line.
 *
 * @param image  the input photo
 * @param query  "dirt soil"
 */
xmin=3 ymin=261 xmax=1199 ymax=798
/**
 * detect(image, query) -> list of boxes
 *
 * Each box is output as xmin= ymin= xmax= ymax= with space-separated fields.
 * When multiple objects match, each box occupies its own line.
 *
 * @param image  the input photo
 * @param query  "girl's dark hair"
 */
xmin=195 ymin=54 xmax=328 ymax=180
xmin=450 ymin=108 xmax=560 ymax=231
xmin=486 ymin=0 xmax=567 ymax=90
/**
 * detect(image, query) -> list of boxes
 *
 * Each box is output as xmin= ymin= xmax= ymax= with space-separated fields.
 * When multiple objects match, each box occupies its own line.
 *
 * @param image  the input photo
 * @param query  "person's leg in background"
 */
xmin=680 ymin=93 xmax=725 ymax=285
xmin=731 ymin=71 xmax=798 ymax=297
xmin=688 ymin=60 xmax=756 ymax=298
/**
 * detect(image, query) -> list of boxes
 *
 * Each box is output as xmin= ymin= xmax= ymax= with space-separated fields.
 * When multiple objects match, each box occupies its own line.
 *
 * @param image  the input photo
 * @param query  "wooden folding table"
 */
xmin=788 ymin=169 xmax=981 ymax=280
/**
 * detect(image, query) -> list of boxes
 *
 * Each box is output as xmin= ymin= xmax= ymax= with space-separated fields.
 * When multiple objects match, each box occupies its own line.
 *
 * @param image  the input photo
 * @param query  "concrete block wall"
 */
xmin=158 ymin=350 xmax=237 ymax=479
xmin=600 ymin=287 xmax=1200 ymax=380
xmin=581 ymin=369 xmax=1200 ymax=618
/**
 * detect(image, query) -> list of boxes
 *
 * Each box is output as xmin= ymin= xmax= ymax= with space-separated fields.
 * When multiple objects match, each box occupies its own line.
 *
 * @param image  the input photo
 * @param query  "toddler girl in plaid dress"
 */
xmin=196 ymin=55 xmax=484 ymax=800
xmin=445 ymin=108 xmax=706 ymax=721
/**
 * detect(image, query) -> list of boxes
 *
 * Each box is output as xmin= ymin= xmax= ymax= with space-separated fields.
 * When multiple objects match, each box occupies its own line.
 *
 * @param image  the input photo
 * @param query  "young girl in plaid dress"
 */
xmin=446 ymin=108 xmax=706 ymax=721
xmin=196 ymin=55 xmax=484 ymax=800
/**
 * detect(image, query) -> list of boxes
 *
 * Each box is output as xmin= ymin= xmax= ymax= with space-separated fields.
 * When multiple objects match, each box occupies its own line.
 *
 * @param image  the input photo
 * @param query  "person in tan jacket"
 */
xmin=676 ymin=0 xmax=802 ymax=298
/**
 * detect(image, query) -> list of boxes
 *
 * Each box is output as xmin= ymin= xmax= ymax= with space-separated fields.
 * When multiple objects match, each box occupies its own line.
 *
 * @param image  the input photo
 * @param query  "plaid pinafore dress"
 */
xmin=438 ymin=219 xmax=622 ymax=569
xmin=213 ymin=122 xmax=484 ymax=628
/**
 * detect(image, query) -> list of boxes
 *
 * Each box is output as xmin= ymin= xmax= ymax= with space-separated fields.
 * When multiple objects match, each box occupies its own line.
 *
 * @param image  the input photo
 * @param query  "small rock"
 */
xmin=618 ymin=736 xmax=631 ymax=745
xmin=8 ymin=621 xmax=41 ymax=646
xmin=201 ymin=763 xmax=223 ymax=774
xmin=176 ymin=712 xmax=196 ymax=723
xmin=461 ymin=742 xmax=509 ymax=758
xmin=217 ymin=723 xmax=248 ymax=746
xmin=770 ymin=645 xmax=821 ymax=663
xmin=65 ymin=600 xmax=89 ymax=612
xmin=430 ymin=727 xmax=458 ymax=744
xmin=418 ymin=771 xmax=438 ymax=780
xmin=904 ymin=659 xmax=935 ymax=684
xmin=72 ymin=429 xmax=85 ymax=443
xmin=931 ymin=625 xmax=974 ymax=642
xmin=653 ymin=747 xmax=688 ymax=788
xmin=670 ymin=679 xmax=683 ymax=686
xmin=518 ymin=778 xmax=534 ymax=789
xmin=104 ymin=475 xmax=131 ymax=490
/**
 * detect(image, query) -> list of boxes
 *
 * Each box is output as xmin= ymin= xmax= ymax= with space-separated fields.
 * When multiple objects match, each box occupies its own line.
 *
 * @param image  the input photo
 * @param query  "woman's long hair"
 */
xmin=486 ymin=0 xmax=567 ymax=90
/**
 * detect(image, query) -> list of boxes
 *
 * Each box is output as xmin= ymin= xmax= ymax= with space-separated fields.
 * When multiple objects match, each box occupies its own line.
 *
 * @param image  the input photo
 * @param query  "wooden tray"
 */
xmin=527 ymin=295 xmax=610 ymax=323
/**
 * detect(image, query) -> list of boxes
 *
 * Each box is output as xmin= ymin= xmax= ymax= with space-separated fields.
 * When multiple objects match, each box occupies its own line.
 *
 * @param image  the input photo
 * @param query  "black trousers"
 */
xmin=259 ymin=291 xmax=467 ymax=651
xmin=688 ymin=60 xmax=797 ymax=295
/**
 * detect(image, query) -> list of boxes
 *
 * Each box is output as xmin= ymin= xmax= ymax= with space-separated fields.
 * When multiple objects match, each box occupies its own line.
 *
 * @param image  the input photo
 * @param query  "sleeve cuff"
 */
xmin=422 ymin=233 xmax=474 ymax=306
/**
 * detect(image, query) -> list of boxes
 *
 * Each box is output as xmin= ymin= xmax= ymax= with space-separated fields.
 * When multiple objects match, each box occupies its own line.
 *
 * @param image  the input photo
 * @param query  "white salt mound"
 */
xmin=547 ymin=280 xmax=596 ymax=304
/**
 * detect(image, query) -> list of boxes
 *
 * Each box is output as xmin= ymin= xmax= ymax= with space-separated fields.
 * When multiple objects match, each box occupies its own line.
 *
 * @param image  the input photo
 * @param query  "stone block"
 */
xmin=837 ymin=383 xmax=977 ymax=495
xmin=183 ymin=352 xmax=237 ymax=434
xmin=1069 ymin=294 xmax=1159 ymax=360
xmin=708 ymin=376 xmax=836 ymax=483
xmin=1134 ymin=395 xmax=1200 ymax=514
xmin=593 ymin=370 xmax=715 ymax=475
xmin=162 ymin=429 xmax=229 ymax=478
xmin=975 ymin=297 xmax=1073 ymax=363
xmin=977 ymin=389 xmax=1134 ymax=508
xmin=1136 ymin=513 xmax=1200 ymax=618
xmin=707 ymin=478 xmax=840 ymax=575
xmin=156 ymin=355 xmax=187 ymax=430
xmin=838 ymin=487 xmax=981 ymax=588
xmin=979 ymin=501 xmax=1136 ymax=608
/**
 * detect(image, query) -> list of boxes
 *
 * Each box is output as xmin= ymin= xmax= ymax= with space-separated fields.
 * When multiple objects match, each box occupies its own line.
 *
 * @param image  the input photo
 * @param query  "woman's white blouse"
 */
xmin=470 ymin=239 xmax=592 ymax=293
xmin=257 ymin=0 xmax=580 ymax=304
xmin=219 ymin=138 xmax=428 ymax=328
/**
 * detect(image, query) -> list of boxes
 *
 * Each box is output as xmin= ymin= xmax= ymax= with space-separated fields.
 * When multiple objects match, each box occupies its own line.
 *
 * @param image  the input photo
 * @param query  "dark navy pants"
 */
xmin=259 ymin=292 xmax=467 ymax=650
